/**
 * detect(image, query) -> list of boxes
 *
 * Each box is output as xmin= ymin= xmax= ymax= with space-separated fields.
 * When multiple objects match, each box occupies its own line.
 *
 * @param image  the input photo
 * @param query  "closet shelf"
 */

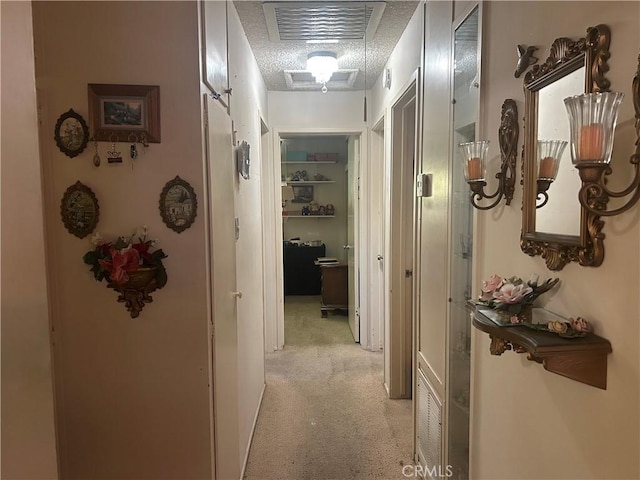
xmin=472 ymin=306 xmax=612 ymax=389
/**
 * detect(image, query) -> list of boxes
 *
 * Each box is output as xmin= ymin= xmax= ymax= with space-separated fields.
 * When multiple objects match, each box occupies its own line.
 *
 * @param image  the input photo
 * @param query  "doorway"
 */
xmin=272 ymin=130 xmax=366 ymax=348
xmin=386 ymin=77 xmax=419 ymax=399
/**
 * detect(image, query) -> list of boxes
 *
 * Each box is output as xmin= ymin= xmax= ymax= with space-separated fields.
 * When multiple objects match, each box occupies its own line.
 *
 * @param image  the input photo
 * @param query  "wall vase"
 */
xmin=107 ymin=267 xmax=161 ymax=318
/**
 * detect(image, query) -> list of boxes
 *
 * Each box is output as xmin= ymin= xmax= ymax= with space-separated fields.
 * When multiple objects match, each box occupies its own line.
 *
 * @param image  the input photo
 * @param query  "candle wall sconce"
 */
xmin=536 ymin=139 xmax=568 ymax=208
xmin=460 ymin=99 xmax=518 ymax=210
xmin=564 ymin=67 xmax=640 ymax=216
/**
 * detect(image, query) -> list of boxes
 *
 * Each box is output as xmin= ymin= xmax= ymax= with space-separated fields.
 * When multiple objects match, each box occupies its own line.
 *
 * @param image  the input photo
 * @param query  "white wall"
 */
xmin=369 ymin=2 xmax=423 ymax=124
xmin=472 ymin=2 xmax=640 ymax=478
xmin=0 ymin=2 xmax=59 ymax=477
xmin=32 ymin=2 xmax=212 ymax=477
xmin=269 ymin=91 xmax=367 ymax=130
xmin=227 ymin=1 xmax=268 ymax=471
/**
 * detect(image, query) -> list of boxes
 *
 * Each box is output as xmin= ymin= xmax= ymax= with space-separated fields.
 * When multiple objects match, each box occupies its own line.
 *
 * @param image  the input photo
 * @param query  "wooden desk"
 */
xmin=319 ymin=263 xmax=348 ymax=317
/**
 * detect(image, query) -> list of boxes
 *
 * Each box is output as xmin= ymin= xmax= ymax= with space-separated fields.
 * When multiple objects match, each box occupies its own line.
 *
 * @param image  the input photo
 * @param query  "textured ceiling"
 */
xmin=234 ymin=1 xmax=419 ymax=91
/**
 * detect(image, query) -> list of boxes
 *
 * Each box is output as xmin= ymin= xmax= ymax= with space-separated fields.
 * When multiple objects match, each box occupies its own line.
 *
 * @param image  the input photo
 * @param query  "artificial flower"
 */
xmin=480 ymin=274 xmax=503 ymax=301
xmin=492 ymin=283 xmax=533 ymax=304
xmin=547 ymin=321 xmax=568 ymax=334
xmin=108 ymin=247 xmax=140 ymax=284
xmin=569 ymin=316 xmax=592 ymax=333
xmin=83 ymin=227 xmax=168 ymax=288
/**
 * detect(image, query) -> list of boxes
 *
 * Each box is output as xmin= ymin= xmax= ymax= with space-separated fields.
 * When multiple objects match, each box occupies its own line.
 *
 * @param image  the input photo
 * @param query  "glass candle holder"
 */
xmin=459 ymin=141 xmax=489 ymax=182
xmin=537 ymin=140 xmax=568 ymax=180
xmin=563 ymin=91 xmax=624 ymax=165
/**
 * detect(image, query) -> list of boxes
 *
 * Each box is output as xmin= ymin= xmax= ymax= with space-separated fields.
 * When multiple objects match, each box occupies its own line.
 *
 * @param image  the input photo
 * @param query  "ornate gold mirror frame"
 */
xmin=521 ymin=25 xmax=611 ymax=270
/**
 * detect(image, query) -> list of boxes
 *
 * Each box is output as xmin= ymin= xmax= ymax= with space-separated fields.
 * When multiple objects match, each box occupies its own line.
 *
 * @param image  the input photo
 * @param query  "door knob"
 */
xmin=343 ymin=245 xmax=353 ymax=250
xmin=231 ymin=291 xmax=243 ymax=299
xmin=377 ymin=254 xmax=383 ymax=261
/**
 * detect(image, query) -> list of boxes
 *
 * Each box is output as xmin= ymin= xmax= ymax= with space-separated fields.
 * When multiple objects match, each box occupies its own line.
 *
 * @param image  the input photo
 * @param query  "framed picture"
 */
xmin=159 ymin=176 xmax=197 ymax=233
xmin=60 ymin=181 xmax=100 ymax=238
xmin=88 ymin=84 xmax=161 ymax=143
xmin=292 ymin=185 xmax=314 ymax=203
xmin=236 ymin=141 xmax=250 ymax=180
xmin=54 ymin=109 xmax=89 ymax=157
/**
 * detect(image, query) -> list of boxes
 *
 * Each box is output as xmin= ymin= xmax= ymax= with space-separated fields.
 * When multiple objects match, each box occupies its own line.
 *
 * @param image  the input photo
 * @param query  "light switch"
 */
xmin=416 ymin=173 xmax=432 ymax=197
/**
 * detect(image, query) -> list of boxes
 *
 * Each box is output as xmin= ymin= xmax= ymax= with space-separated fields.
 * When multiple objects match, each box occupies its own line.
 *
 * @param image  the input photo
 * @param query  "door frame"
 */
xmin=259 ymin=111 xmax=279 ymax=353
xmin=270 ymin=126 xmax=369 ymax=350
xmin=385 ymin=70 xmax=420 ymax=399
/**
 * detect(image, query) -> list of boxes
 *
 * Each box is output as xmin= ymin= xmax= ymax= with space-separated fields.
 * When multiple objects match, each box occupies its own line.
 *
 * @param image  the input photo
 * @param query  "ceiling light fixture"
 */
xmin=307 ymin=51 xmax=338 ymax=93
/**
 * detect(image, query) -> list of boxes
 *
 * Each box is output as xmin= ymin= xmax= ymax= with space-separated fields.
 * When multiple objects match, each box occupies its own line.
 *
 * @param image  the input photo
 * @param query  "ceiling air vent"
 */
xmin=284 ymin=69 xmax=359 ymax=90
xmin=263 ymin=2 xmax=386 ymax=42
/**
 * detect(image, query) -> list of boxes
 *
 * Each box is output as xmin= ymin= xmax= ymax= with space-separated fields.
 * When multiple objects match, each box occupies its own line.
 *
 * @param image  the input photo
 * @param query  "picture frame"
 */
xmin=88 ymin=84 xmax=161 ymax=143
xmin=159 ymin=176 xmax=197 ymax=233
xmin=292 ymin=185 xmax=314 ymax=203
xmin=54 ymin=109 xmax=89 ymax=157
xmin=236 ymin=141 xmax=250 ymax=180
xmin=60 ymin=181 xmax=100 ymax=238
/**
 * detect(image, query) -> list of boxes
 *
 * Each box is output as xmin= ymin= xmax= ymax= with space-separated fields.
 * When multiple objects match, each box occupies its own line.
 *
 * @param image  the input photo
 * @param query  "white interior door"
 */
xmin=346 ymin=135 xmax=360 ymax=342
xmin=205 ymin=95 xmax=240 ymax=480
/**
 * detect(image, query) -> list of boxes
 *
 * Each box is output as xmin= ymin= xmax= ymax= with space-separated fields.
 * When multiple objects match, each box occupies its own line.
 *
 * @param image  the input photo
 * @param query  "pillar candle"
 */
xmin=466 ymin=157 xmax=482 ymax=180
xmin=538 ymin=156 xmax=556 ymax=179
xmin=578 ymin=123 xmax=604 ymax=161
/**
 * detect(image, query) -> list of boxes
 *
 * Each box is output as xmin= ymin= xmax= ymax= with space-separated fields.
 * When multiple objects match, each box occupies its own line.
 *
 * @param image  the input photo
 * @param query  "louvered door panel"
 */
xmin=417 ymin=369 xmax=443 ymax=479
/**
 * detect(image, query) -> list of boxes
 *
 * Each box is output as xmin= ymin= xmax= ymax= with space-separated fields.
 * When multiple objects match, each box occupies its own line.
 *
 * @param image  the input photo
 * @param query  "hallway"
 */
xmin=244 ymin=296 xmax=412 ymax=479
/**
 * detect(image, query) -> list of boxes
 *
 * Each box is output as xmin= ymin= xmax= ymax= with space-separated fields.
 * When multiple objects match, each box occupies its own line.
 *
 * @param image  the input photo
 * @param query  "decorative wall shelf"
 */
xmin=472 ymin=306 xmax=612 ymax=389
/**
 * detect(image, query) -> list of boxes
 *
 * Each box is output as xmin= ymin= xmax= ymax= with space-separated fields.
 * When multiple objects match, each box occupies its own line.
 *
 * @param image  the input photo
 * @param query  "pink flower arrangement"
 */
xmin=83 ymin=226 xmax=167 ymax=287
xmin=477 ymin=274 xmax=559 ymax=317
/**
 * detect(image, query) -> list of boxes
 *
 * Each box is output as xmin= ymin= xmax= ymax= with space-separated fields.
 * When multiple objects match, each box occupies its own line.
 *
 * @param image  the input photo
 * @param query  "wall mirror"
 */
xmin=521 ymin=24 xmax=611 ymax=270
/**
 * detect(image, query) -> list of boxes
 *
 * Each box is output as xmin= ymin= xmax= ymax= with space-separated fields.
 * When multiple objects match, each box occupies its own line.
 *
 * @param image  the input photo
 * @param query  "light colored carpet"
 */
xmin=244 ymin=296 xmax=413 ymax=480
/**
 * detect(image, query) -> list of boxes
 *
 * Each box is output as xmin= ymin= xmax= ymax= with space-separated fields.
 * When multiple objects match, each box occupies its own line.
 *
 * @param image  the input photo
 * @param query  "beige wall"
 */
xmin=1 ymin=2 xmax=59 ymax=478
xmin=472 ymin=2 xmax=640 ymax=478
xmin=32 ymin=2 xmax=212 ymax=477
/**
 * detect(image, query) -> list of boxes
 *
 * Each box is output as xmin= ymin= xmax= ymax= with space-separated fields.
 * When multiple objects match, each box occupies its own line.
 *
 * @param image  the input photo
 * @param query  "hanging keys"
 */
xmin=92 ymin=136 xmax=101 ymax=167
xmin=128 ymin=133 xmax=138 ymax=159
